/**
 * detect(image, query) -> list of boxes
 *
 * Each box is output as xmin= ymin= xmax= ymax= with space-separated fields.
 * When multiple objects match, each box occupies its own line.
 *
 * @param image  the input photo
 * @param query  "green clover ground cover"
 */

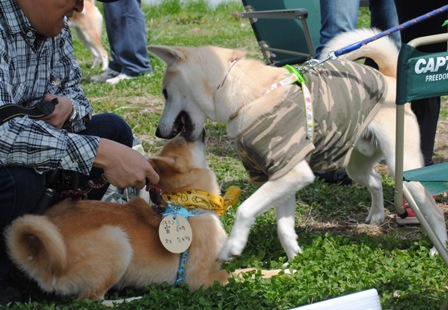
xmin=5 ymin=2 xmax=448 ymax=309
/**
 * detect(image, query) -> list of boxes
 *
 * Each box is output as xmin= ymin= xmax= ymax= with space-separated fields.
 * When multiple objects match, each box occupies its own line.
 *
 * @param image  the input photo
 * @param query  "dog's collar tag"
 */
xmin=159 ymin=205 xmax=193 ymax=254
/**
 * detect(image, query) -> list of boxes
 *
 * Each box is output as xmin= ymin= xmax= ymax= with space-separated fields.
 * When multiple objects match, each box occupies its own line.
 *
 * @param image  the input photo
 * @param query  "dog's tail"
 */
xmin=319 ymin=28 xmax=399 ymax=78
xmin=5 ymin=215 xmax=68 ymax=279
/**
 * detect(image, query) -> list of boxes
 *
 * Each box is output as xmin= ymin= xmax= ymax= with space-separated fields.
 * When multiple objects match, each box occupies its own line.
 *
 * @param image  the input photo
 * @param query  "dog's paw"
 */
xmin=218 ymin=247 xmax=239 ymax=261
xmin=218 ymin=240 xmax=244 ymax=261
xmin=365 ymin=210 xmax=385 ymax=225
xmin=284 ymin=244 xmax=302 ymax=262
xmin=430 ymin=246 xmax=439 ymax=257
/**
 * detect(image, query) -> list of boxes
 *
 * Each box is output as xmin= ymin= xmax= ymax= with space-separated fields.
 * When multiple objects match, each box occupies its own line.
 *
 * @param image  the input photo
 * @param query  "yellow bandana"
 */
xmin=163 ymin=185 xmax=241 ymax=216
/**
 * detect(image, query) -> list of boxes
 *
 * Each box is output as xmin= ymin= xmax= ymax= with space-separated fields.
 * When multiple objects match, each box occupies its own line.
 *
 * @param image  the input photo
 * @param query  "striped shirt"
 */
xmin=0 ymin=0 xmax=99 ymax=175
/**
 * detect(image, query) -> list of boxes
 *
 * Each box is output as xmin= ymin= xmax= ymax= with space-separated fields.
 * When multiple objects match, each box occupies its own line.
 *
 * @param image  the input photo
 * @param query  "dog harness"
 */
xmin=161 ymin=205 xmax=200 ymax=286
xmin=148 ymin=184 xmax=241 ymax=285
xmin=234 ymin=60 xmax=388 ymax=185
xmin=264 ymin=65 xmax=315 ymax=142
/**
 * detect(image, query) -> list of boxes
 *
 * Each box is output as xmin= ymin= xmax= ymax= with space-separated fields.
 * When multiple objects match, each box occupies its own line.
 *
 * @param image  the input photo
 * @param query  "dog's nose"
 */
xmin=155 ymin=126 xmax=177 ymax=140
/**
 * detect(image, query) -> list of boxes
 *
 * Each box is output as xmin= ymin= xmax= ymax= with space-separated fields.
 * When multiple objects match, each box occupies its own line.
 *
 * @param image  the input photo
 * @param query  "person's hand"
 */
xmin=41 ymin=94 xmax=73 ymax=128
xmin=93 ymin=138 xmax=159 ymax=189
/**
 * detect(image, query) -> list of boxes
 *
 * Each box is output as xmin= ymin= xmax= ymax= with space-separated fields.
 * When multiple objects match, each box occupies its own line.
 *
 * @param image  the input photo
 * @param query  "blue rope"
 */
xmin=305 ymin=5 xmax=448 ymax=71
xmin=333 ymin=4 xmax=448 ymax=57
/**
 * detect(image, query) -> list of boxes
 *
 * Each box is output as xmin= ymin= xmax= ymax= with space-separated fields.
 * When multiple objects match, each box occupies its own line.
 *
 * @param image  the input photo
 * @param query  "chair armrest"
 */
xmin=241 ymin=8 xmax=309 ymax=20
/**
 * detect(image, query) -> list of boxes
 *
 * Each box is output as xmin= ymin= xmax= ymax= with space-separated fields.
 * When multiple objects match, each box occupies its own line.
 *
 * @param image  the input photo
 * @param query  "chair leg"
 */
xmin=403 ymin=184 xmax=448 ymax=265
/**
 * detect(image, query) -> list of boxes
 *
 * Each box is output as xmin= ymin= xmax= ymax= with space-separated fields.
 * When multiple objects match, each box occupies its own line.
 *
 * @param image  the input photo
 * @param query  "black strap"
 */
xmin=0 ymin=98 xmax=58 ymax=125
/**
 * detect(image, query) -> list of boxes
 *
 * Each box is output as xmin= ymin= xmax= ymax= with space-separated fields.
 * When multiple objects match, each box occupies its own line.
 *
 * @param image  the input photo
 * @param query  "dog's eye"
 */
xmin=162 ymin=88 xmax=168 ymax=100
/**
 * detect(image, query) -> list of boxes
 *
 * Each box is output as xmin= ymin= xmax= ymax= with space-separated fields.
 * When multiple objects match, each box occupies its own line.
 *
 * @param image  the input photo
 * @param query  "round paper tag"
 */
xmin=159 ymin=214 xmax=193 ymax=253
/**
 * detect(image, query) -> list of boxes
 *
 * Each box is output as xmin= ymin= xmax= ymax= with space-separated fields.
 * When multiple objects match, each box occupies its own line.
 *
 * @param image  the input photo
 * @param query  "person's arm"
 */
xmin=0 ymin=115 xmax=99 ymax=174
xmin=0 ymin=24 xmax=97 ymax=174
xmin=0 ymin=25 xmax=158 ymax=188
xmin=94 ymin=138 xmax=159 ymax=188
xmin=0 ymin=116 xmax=159 ymax=188
xmin=45 ymin=27 xmax=93 ymax=132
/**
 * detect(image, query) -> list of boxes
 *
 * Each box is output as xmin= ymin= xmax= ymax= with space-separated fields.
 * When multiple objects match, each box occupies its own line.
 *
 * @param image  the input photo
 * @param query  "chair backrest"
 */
xmin=241 ymin=0 xmax=321 ymax=66
xmin=396 ymin=33 xmax=448 ymax=105
xmin=395 ymin=32 xmax=448 ymax=196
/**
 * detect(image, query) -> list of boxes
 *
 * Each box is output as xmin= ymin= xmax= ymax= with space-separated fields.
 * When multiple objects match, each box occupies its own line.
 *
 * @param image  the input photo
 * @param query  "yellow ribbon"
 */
xmin=163 ymin=185 xmax=241 ymax=216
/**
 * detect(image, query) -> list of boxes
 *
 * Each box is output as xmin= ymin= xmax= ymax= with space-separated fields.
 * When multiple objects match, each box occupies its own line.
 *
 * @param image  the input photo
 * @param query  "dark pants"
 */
xmin=394 ymin=0 xmax=447 ymax=165
xmin=0 ymin=113 xmax=133 ymax=279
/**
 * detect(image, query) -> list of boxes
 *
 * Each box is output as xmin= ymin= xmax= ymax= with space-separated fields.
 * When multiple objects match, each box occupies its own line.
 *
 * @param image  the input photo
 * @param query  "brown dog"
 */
xmin=68 ymin=0 xmax=109 ymax=70
xmin=5 ymin=133 xmax=233 ymax=302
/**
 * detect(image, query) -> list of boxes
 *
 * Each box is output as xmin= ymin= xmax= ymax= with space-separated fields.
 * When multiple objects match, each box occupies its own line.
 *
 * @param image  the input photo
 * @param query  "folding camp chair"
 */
xmin=240 ymin=0 xmax=321 ymax=66
xmin=395 ymin=32 xmax=448 ymax=265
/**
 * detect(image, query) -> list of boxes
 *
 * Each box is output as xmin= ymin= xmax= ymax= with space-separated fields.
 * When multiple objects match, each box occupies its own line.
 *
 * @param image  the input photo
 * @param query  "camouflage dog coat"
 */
xmin=234 ymin=60 xmax=388 ymax=185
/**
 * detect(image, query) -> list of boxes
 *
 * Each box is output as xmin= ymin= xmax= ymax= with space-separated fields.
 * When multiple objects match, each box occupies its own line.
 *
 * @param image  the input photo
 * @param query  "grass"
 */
xmin=5 ymin=1 xmax=448 ymax=309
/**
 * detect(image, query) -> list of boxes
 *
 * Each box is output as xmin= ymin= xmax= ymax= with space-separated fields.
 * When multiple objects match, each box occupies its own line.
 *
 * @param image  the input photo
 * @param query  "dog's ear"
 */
xmin=148 ymin=45 xmax=186 ymax=66
xmin=147 ymin=157 xmax=161 ymax=175
xmin=148 ymin=156 xmax=187 ymax=176
xmin=232 ymin=49 xmax=247 ymax=61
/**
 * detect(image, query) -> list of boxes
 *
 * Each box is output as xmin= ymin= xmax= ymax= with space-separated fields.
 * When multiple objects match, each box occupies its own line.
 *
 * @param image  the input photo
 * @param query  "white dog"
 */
xmin=148 ymin=28 xmax=447 ymax=262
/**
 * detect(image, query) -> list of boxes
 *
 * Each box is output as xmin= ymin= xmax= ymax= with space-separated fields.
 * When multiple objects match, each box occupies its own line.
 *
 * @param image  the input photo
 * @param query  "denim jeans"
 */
xmin=0 ymin=113 xmax=133 ymax=278
xmin=103 ymin=0 xmax=153 ymax=76
xmin=316 ymin=0 xmax=401 ymax=57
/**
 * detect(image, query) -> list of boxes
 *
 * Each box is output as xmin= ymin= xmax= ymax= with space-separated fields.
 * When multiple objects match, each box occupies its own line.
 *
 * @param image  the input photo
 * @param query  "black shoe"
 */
xmin=0 ymin=277 xmax=24 ymax=305
xmin=314 ymin=170 xmax=352 ymax=185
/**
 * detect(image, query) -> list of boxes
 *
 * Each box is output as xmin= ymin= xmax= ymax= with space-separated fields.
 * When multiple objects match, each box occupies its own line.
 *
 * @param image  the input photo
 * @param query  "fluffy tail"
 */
xmin=5 ymin=215 xmax=68 ymax=280
xmin=319 ymin=28 xmax=399 ymax=78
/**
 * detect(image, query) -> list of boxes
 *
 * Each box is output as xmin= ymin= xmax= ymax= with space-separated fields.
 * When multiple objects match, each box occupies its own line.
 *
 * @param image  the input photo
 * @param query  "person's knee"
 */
xmin=87 ymin=113 xmax=133 ymax=147
xmin=108 ymin=113 xmax=133 ymax=147
xmin=105 ymin=113 xmax=133 ymax=142
xmin=0 ymin=167 xmax=45 ymax=226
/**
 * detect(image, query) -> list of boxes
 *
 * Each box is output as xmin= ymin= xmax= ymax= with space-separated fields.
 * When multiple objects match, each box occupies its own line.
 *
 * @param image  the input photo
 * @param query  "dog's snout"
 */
xmin=155 ymin=125 xmax=178 ymax=140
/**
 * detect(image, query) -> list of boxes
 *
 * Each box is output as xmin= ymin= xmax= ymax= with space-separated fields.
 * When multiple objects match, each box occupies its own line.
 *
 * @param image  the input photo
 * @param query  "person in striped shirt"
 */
xmin=0 ymin=0 xmax=159 ymax=304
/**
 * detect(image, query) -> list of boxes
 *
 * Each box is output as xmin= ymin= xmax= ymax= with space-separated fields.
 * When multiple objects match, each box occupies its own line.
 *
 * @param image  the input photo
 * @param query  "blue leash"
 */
xmin=301 ymin=4 xmax=448 ymax=72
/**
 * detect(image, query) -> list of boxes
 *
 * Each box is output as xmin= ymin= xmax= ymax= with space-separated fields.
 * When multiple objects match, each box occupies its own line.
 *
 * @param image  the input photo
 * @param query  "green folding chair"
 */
xmin=240 ymin=0 xmax=321 ymax=66
xmin=395 ymin=32 xmax=448 ymax=264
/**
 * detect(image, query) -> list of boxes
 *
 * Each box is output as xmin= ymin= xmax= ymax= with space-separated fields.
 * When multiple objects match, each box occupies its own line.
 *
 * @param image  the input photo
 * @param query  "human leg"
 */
xmin=103 ymin=0 xmax=152 ymax=77
xmin=362 ymin=0 xmax=400 ymax=68
xmin=0 ymin=167 xmax=47 ymax=303
xmin=315 ymin=0 xmax=359 ymax=183
xmin=411 ymin=98 xmax=441 ymax=166
xmin=0 ymin=167 xmax=47 ymax=275
xmin=77 ymin=113 xmax=133 ymax=200
xmin=394 ymin=0 xmax=447 ymax=45
xmin=315 ymin=0 xmax=359 ymax=57
xmin=369 ymin=0 xmax=400 ymax=47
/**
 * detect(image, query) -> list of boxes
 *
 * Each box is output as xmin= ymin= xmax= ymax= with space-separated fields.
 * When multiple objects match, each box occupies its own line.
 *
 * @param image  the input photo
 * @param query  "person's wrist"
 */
xmin=93 ymin=138 xmax=115 ymax=169
xmin=64 ymin=98 xmax=77 ymax=127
